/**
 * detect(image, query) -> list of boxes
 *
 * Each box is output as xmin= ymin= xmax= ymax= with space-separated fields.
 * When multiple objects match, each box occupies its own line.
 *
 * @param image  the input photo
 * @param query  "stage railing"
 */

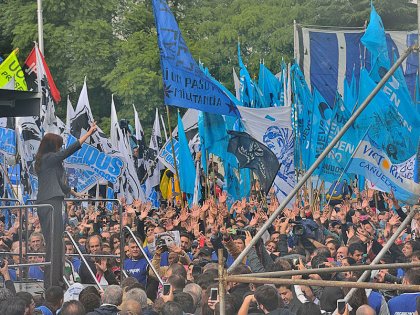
xmin=64 ymin=230 xmax=103 ymax=291
xmin=63 ymin=198 xmax=124 ymax=282
xmin=123 ymin=225 xmax=164 ymax=285
xmin=0 ymin=204 xmax=54 ymax=287
xmin=0 ymin=198 xmax=23 ymax=280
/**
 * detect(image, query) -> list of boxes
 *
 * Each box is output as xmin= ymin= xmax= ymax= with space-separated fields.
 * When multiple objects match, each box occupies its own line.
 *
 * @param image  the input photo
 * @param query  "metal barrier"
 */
xmin=0 ymin=198 xmax=23 ymax=280
xmin=63 ymin=198 xmax=124 ymax=282
xmin=64 ymin=231 xmax=103 ymax=291
xmin=0 ymin=204 xmax=54 ymax=287
xmin=123 ymin=226 xmax=164 ymax=285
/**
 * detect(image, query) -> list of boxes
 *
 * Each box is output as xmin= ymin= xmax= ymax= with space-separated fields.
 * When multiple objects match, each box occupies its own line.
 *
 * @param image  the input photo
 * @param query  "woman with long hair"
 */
xmin=35 ymin=122 xmax=97 ymax=288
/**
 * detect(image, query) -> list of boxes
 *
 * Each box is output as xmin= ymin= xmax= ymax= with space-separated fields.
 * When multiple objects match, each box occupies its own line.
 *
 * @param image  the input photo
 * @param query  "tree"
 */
xmin=0 ymin=0 xmax=416 ymax=135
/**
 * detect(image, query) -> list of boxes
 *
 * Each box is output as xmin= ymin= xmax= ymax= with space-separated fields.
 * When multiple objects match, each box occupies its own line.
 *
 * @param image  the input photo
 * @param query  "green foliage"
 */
xmin=0 ymin=0 xmax=417 ymax=137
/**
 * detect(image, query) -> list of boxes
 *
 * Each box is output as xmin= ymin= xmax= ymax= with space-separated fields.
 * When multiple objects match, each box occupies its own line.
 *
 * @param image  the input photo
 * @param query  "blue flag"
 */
xmin=309 ymin=88 xmax=336 ymax=170
xmin=200 ymin=112 xmax=229 ymax=162
xmin=291 ymin=63 xmax=312 ymax=170
xmin=357 ymin=68 xmax=420 ymax=163
xmin=361 ymin=4 xmax=388 ymax=69
xmin=318 ymin=93 xmax=357 ymax=183
xmin=343 ymin=68 xmax=357 ymax=113
xmin=106 ymin=186 xmax=114 ymax=211
xmin=152 ymin=0 xmax=239 ymax=117
xmin=177 ymin=113 xmax=196 ymax=194
xmin=415 ymin=140 xmax=420 ymax=184
xmin=416 ymin=71 xmax=420 ymax=113
xmin=258 ymin=63 xmax=282 ymax=107
xmin=237 ymin=43 xmax=266 ymax=108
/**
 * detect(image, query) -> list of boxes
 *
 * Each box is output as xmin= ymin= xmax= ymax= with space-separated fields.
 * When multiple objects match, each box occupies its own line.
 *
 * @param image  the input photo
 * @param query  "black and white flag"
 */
xmin=228 ymin=130 xmax=280 ymax=195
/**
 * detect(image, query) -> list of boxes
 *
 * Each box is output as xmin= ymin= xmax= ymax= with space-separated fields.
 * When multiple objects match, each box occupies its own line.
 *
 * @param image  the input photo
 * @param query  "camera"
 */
xmin=236 ymin=227 xmax=256 ymax=237
xmin=293 ymin=224 xmax=305 ymax=236
xmin=384 ymin=273 xmax=402 ymax=284
xmin=290 ymin=219 xmax=319 ymax=239
xmin=156 ymin=238 xmax=168 ymax=252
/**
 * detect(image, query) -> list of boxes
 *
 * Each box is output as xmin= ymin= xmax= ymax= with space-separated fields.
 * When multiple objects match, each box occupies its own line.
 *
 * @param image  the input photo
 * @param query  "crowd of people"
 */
xmin=0 ymin=183 xmax=419 ymax=314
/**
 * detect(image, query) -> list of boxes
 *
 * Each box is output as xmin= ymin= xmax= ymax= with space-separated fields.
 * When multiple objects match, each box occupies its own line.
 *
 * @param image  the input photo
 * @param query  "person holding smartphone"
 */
xmin=35 ymin=122 xmax=97 ymax=289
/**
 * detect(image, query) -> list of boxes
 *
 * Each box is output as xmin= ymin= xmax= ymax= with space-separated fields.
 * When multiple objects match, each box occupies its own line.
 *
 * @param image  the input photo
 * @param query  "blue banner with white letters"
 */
xmin=152 ymin=0 xmax=240 ymax=117
xmin=65 ymin=135 xmax=124 ymax=184
xmin=158 ymin=138 xmax=180 ymax=174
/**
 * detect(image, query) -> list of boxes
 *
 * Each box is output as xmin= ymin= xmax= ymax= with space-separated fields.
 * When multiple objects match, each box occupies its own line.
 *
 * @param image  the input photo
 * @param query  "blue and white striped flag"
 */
xmin=347 ymin=133 xmax=420 ymax=205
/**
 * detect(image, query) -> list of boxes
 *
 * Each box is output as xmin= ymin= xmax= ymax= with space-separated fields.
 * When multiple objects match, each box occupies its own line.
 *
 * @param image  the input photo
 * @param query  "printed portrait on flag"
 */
xmin=262 ymin=126 xmax=295 ymax=196
xmin=238 ymin=106 xmax=295 ymax=203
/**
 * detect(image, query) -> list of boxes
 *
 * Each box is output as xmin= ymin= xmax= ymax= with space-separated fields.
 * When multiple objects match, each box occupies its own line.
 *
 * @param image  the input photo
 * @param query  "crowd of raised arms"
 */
xmin=0 ymin=183 xmax=419 ymax=315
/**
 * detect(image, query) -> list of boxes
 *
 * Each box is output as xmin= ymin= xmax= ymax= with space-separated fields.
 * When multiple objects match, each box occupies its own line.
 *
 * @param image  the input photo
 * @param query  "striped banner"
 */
xmin=294 ymin=24 xmax=417 ymax=106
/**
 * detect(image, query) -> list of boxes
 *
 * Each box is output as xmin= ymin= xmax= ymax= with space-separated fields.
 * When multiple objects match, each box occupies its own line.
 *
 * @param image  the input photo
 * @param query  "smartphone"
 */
xmin=163 ymin=283 xmax=171 ymax=296
xmin=210 ymin=288 xmax=218 ymax=301
xmin=318 ymin=263 xmax=326 ymax=269
xmin=337 ymin=299 xmax=346 ymax=314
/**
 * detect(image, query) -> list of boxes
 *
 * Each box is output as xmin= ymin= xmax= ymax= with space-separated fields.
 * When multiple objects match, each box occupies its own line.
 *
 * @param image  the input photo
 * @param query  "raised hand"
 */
xmin=219 ymin=191 xmax=227 ymax=203
xmin=388 ymin=213 xmax=400 ymax=226
xmin=86 ymin=121 xmax=98 ymax=136
xmin=244 ymin=230 xmax=253 ymax=247
xmin=279 ymin=218 xmax=290 ymax=234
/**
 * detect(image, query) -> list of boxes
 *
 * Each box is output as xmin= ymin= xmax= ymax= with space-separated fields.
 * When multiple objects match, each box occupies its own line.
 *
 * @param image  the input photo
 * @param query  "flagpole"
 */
xmin=0 ymin=163 xmax=19 ymax=201
xmin=37 ymin=0 xmax=44 ymax=54
xmin=228 ymin=45 xmax=417 ymax=273
xmin=160 ymin=114 xmax=169 ymax=142
xmin=165 ymin=106 xmax=183 ymax=207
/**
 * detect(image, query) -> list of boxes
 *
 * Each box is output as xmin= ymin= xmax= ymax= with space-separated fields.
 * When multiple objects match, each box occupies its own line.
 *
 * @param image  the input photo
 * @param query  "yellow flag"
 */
xmin=160 ymin=169 xmax=181 ymax=202
xmin=0 ymin=49 xmax=28 ymax=91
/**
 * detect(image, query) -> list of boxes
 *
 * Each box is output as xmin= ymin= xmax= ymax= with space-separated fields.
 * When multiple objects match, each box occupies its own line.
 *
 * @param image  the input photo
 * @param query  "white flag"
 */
xmin=238 ymin=106 xmax=295 ymax=204
xmin=111 ymin=97 xmax=145 ymax=202
xmin=145 ymin=109 xmax=162 ymax=194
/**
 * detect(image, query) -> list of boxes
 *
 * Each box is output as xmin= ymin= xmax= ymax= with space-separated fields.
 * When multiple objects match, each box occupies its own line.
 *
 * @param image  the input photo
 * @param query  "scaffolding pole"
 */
xmin=228 ymin=45 xmax=417 ymax=272
xmin=223 ymin=275 xmax=420 ymax=292
xmin=235 ymin=260 xmax=420 ymax=279
xmin=218 ymin=248 xmax=226 ymax=315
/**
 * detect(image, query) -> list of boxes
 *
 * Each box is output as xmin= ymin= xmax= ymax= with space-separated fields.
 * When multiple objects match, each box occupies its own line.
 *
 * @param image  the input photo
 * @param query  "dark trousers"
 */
xmin=37 ymin=197 xmax=64 ymax=289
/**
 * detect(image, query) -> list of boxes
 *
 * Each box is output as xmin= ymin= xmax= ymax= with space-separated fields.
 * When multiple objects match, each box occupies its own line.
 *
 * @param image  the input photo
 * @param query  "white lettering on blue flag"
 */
xmin=158 ymin=139 xmax=180 ymax=173
xmin=65 ymin=135 xmax=124 ymax=184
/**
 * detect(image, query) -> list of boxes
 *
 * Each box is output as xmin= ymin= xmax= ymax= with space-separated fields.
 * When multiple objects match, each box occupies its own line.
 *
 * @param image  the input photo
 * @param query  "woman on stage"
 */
xmin=35 ymin=123 xmax=97 ymax=288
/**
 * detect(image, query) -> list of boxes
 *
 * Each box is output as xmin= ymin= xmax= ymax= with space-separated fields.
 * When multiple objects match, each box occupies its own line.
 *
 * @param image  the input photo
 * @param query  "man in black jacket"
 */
xmin=79 ymin=235 xmax=118 ymax=285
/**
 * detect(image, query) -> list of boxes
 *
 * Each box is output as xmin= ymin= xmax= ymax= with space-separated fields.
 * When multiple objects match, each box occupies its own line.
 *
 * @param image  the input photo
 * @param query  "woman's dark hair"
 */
xmin=35 ymin=133 xmax=64 ymax=174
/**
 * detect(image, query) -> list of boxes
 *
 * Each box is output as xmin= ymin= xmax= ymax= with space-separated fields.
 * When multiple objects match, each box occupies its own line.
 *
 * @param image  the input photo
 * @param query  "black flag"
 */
xmin=228 ymin=130 xmax=280 ymax=195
